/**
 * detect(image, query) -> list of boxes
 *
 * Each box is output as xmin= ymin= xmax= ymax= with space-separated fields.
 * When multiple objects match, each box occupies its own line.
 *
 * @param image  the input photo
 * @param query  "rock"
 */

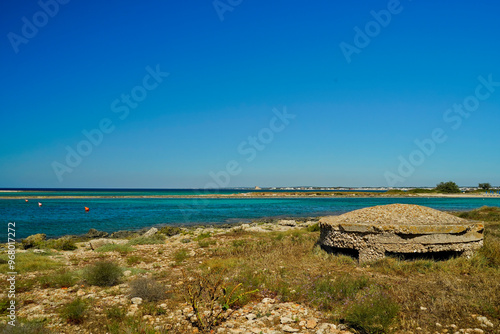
xmin=89 ymin=238 xmax=115 ymax=249
xmin=22 ymin=233 xmax=46 ymax=249
xmin=472 ymin=329 xmax=484 ymax=334
xmin=476 ymin=316 xmax=493 ymax=328
xmin=420 ymin=306 xmax=427 ymax=311
xmin=123 ymin=270 xmax=132 ymax=277
xmin=282 ymin=325 xmax=299 ymax=333
xmin=261 ymin=298 xmax=275 ymax=304
xmin=306 ymin=319 xmax=318 ymax=329
xmin=33 ymin=249 xmax=46 ymax=254
xmin=246 ymin=313 xmax=257 ymax=320
xmin=143 ymin=227 xmax=158 ymax=238
xmin=131 ymin=297 xmax=143 ymax=305
xmin=278 ymin=220 xmax=297 ymax=227
xmin=85 ymin=228 xmax=109 ymax=239
xmin=76 ymin=290 xmax=85 ymax=297
xmin=281 ymin=316 xmax=294 ymax=324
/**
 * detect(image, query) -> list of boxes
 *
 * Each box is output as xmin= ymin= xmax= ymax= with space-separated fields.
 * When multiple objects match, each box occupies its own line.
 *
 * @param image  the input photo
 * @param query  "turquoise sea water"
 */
xmin=1 ymin=189 xmax=499 ymax=241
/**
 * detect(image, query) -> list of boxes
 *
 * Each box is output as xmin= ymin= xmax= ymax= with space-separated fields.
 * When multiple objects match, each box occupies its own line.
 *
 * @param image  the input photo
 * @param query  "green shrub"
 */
xmin=128 ymin=234 xmax=166 ymax=245
xmin=95 ymin=243 xmax=134 ymax=254
xmin=309 ymin=275 xmax=370 ymax=311
xmin=129 ymin=277 xmax=167 ymax=302
xmin=343 ymin=287 xmax=399 ymax=334
xmin=0 ymin=252 xmax=61 ymax=273
xmin=105 ymin=305 xmax=126 ymax=321
xmin=83 ymin=261 xmax=123 ymax=287
xmin=0 ymin=297 xmax=9 ymax=315
xmin=435 ymin=181 xmax=460 ymax=193
xmin=198 ymin=239 xmax=216 ymax=248
xmin=126 ymin=255 xmax=143 ymax=265
xmin=39 ymin=269 xmax=78 ymax=288
xmin=306 ymin=223 xmax=320 ymax=232
xmin=0 ymin=318 xmax=50 ymax=333
xmin=44 ymin=237 xmax=77 ymax=251
xmin=173 ymin=249 xmax=189 ymax=264
xmin=158 ymin=226 xmax=182 ymax=236
xmin=60 ymin=298 xmax=87 ymax=324
xmin=195 ymin=232 xmax=212 ymax=241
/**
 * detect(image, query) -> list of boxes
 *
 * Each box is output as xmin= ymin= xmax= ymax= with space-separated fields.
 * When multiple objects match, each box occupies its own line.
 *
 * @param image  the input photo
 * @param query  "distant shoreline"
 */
xmin=0 ymin=192 xmax=498 ymax=200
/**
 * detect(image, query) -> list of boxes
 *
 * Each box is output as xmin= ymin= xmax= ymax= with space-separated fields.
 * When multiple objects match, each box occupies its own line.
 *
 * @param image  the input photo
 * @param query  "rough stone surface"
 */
xmin=85 ymin=228 xmax=109 ymax=239
xmin=21 ymin=233 xmax=46 ymax=249
xmin=319 ymin=204 xmax=484 ymax=263
xmin=143 ymin=227 xmax=159 ymax=238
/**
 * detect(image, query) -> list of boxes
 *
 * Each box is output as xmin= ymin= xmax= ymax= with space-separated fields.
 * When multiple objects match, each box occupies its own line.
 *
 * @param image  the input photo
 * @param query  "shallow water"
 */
xmin=2 ymin=192 xmax=499 ymax=240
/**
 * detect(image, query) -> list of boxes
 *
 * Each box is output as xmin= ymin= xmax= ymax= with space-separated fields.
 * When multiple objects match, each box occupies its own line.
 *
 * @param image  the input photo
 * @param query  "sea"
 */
xmin=2 ymin=188 xmax=500 ymax=241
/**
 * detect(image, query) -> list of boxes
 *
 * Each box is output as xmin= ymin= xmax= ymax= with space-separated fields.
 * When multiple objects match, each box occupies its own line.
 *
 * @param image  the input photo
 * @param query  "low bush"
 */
xmin=343 ymin=287 xmax=399 ymax=334
xmin=173 ymin=249 xmax=189 ymax=264
xmin=39 ymin=269 xmax=78 ymax=288
xmin=83 ymin=261 xmax=123 ymax=287
xmin=0 ymin=252 xmax=61 ymax=273
xmin=130 ymin=277 xmax=167 ymax=302
xmin=95 ymin=244 xmax=134 ymax=254
xmin=128 ymin=234 xmax=166 ymax=245
xmin=105 ymin=305 xmax=126 ymax=321
xmin=158 ymin=226 xmax=182 ymax=236
xmin=60 ymin=298 xmax=87 ymax=324
xmin=44 ymin=237 xmax=77 ymax=251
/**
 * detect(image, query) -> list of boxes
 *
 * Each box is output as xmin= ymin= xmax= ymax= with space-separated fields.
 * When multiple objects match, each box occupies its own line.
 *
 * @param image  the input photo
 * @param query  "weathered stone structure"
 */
xmin=319 ymin=204 xmax=484 ymax=263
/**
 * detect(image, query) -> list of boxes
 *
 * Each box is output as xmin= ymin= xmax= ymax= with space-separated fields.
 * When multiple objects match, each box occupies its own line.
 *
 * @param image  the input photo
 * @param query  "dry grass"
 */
xmin=190 ymin=215 xmax=500 ymax=333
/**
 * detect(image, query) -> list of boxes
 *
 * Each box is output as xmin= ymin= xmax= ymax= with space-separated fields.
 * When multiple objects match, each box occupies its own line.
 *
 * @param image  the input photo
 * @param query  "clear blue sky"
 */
xmin=1 ymin=0 xmax=499 ymax=188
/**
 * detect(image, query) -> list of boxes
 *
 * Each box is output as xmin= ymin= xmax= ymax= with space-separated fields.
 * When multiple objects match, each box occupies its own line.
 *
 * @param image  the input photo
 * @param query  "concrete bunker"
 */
xmin=319 ymin=204 xmax=484 ymax=263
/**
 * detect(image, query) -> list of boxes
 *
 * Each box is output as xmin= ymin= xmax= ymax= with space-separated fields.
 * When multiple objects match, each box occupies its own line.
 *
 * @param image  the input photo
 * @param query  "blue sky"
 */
xmin=1 ymin=0 xmax=499 ymax=188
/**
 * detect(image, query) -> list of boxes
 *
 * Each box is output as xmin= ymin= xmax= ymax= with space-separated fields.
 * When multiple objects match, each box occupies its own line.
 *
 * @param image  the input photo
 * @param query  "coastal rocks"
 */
xmin=85 ymin=228 xmax=109 ymax=239
xmin=278 ymin=220 xmax=297 ymax=227
xmin=88 ymin=238 xmax=116 ymax=250
xmin=110 ymin=230 xmax=139 ymax=239
xmin=143 ymin=227 xmax=158 ymax=238
xmin=21 ymin=233 xmax=46 ymax=249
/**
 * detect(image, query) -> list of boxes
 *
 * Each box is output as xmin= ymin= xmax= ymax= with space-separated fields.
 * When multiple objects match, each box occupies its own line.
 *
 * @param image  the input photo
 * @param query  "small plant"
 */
xmin=44 ymin=237 xmax=77 ymax=251
xmin=198 ymin=239 xmax=216 ymax=248
xmin=173 ymin=249 xmax=189 ymax=264
xmin=306 ymin=223 xmax=320 ymax=232
xmin=126 ymin=255 xmax=143 ymax=265
xmin=39 ymin=269 xmax=77 ymax=288
xmin=195 ymin=232 xmax=212 ymax=241
xmin=0 ymin=252 xmax=61 ymax=273
xmin=105 ymin=305 xmax=126 ymax=321
xmin=60 ymin=298 xmax=87 ymax=324
xmin=130 ymin=277 xmax=167 ymax=302
xmin=96 ymin=243 xmax=135 ymax=254
xmin=141 ymin=302 xmax=168 ymax=316
xmin=343 ymin=287 xmax=399 ymax=334
xmin=83 ymin=261 xmax=123 ymax=287
xmin=128 ymin=234 xmax=166 ymax=245
xmin=159 ymin=226 xmax=182 ymax=236
xmin=181 ymin=268 xmax=258 ymax=332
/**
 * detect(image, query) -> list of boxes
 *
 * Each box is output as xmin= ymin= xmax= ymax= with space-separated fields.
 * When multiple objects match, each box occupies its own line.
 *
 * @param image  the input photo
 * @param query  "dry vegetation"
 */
xmin=0 ymin=207 xmax=499 ymax=333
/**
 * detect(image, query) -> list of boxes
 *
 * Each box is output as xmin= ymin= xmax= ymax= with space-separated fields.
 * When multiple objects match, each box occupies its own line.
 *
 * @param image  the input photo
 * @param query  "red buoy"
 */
xmin=25 ymin=199 xmax=28 ymax=202
xmin=38 ymin=202 xmax=42 ymax=207
xmin=85 ymin=207 xmax=90 ymax=212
